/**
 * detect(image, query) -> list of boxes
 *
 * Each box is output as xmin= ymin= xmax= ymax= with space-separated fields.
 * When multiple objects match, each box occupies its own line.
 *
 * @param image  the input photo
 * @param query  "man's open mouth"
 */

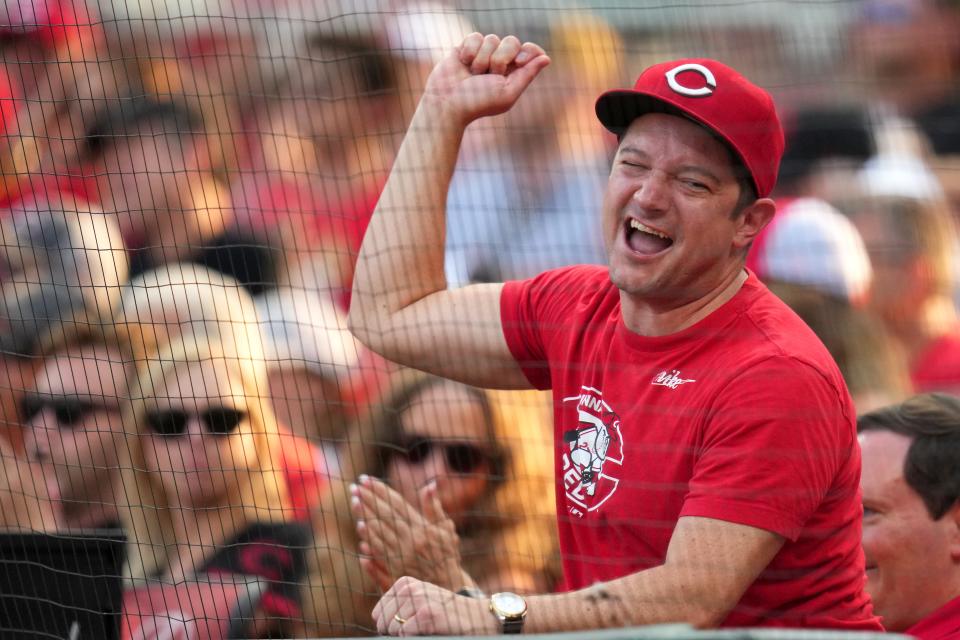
xmin=624 ymin=218 xmax=674 ymax=255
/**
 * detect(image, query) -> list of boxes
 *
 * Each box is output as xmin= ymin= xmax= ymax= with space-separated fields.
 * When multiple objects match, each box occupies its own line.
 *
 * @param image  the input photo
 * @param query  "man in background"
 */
xmin=859 ymin=393 xmax=960 ymax=638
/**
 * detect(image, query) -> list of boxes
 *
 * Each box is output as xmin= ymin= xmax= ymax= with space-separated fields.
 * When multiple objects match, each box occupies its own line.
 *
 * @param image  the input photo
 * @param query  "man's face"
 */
xmin=23 ymin=345 xmax=127 ymax=509
xmin=94 ymin=129 xmax=181 ymax=239
xmin=860 ymin=430 xmax=959 ymax=631
xmin=603 ymin=113 xmax=748 ymax=305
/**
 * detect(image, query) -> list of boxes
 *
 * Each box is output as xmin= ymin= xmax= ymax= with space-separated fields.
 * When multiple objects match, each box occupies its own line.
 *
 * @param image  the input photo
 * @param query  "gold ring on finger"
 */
xmin=394 ymin=613 xmax=408 ymax=625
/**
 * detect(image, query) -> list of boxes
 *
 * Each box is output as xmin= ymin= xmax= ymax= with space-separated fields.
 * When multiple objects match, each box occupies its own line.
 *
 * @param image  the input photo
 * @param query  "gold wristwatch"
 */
xmin=489 ymin=592 xmax=527 ymax=634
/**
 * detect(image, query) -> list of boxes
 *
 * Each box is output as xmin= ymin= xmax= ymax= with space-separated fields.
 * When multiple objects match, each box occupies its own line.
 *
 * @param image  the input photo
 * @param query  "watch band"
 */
xmin=456 ymin=587 xmax=486 ymax=599
xmin=502 ymin=617 xmax=524 ymax=634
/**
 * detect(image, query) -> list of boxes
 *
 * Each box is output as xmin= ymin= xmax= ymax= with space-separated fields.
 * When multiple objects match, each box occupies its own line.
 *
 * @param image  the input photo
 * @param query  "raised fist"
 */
xmin=422 ymin=33 xmax=551 ymax=127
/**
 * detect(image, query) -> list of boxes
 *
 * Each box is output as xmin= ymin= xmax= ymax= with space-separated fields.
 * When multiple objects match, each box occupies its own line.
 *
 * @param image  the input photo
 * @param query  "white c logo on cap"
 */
xmin=665 ymin=63 xmax=717 ymax=97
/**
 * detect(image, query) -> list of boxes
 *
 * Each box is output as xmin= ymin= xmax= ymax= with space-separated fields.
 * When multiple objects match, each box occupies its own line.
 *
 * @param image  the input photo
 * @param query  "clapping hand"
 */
xmin=351 ymin=475 xmax=471 ymax=593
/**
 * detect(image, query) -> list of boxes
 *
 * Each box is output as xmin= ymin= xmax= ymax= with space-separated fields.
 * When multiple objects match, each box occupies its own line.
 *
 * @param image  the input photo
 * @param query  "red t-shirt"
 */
xmin=911 ymin=331 xmax=960 ymax=394
xmin=500 ymin=265 xmax=880 ymax=630
xmin=907 ymin=596 xmax=960 ymax=640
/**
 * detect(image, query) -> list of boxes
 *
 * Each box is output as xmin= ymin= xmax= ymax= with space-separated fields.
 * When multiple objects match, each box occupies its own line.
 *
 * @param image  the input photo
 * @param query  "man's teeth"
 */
xmin=629 ymin=219 xmax=670 ymax=240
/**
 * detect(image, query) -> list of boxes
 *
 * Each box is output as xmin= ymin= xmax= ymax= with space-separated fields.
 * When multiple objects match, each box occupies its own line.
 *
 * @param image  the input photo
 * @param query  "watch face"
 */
xmin=492 ymin=592 xmax=527 ymax=618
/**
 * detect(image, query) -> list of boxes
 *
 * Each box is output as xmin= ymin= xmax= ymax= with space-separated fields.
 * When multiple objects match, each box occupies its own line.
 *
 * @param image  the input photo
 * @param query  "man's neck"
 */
xmin=906 ymin=580 xmax=960 ymax=633
xmin=620 ymin=268 xmax=748 ymax=337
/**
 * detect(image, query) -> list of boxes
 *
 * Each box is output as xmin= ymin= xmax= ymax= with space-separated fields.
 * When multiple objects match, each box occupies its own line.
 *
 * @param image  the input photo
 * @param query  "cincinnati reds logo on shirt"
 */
xmin=560 ymin=386 xmax=624 ymax=518
xmin=665 ymin=63 xmax=717 ymax=97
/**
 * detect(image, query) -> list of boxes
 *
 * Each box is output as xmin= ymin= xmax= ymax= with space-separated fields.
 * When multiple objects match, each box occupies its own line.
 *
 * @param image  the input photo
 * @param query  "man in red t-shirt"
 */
xmin=348 ymin=33 xmax=880 ymax=635
xmin=859 ymin=395 xmax=960 ymax=639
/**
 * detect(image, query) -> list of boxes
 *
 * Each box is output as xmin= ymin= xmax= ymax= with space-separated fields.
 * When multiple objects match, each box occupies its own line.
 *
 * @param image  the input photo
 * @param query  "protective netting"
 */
xmin=0 ymin=0 xmax=957 ymax=638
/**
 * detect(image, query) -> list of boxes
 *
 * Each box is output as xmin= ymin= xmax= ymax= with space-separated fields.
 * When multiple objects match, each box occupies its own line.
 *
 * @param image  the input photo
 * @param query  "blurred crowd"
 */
xmin=0 ymin=0 xmax=957 ymax=636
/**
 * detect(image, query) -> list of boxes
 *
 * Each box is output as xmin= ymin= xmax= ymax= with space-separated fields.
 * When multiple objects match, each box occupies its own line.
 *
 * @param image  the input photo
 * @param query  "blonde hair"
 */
xmin=119 ymin=331 xmax=289 ymax=582
xmin=110 ymin=262 xmax=265 ymax=364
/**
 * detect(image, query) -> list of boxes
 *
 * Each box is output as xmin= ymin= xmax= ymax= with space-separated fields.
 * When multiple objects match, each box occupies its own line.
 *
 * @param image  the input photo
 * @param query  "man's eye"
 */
xmin=682 ymin=180 xmax=709 ymax=191
xmin=862 ymin=507 xmax=880 ymax=518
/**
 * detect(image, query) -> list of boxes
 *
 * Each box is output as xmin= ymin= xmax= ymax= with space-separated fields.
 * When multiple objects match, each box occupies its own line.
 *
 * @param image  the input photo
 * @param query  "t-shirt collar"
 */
xmin=615 ymin=269 xmax=763 ymax=352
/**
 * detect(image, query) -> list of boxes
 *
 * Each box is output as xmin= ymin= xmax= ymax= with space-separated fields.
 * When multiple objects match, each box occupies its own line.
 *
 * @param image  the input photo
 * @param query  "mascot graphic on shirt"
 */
xmin=561 ymin=386 xmax=624 ymax=517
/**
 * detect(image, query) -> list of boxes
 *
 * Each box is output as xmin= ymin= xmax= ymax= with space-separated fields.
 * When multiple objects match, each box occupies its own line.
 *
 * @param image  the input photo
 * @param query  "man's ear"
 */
xmin=948 ymin=501 xmax=960 ymax=564
xmin=733 ymin=198 xmax=776 ymax=252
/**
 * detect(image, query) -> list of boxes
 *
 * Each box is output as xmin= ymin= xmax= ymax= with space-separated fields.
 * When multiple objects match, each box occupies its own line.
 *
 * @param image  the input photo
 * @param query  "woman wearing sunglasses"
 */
xmin=119 ymin=332 xmax=311 ymax=639
xmin=344 ymin=370 xmax=560 ymax=598
xmin=111 ymin=262 xmax=327 ymax=523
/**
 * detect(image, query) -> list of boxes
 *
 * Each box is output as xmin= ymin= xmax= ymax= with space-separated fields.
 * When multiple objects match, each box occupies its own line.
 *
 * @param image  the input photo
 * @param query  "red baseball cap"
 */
xmin=595 ymin=58 xmax=785 ymax=198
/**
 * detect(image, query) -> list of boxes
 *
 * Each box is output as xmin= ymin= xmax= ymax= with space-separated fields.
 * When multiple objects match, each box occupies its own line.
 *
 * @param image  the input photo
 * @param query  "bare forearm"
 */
xmin=523 ymin=565 xmax=733 ymax=633
xmin=519 ymin=517 xmax=784 ymax=633
xmin=349 ymin=98 xmax=464 ymax=338
xmin=344 ymin=34 xmax=548 ymax=388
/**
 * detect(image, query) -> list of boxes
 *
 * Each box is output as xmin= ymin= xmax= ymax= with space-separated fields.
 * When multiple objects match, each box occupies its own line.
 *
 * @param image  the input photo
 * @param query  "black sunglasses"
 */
xmin=398 ymin=436 xmax=492 ymax=475
xmin=20 ymin=394 xmax=119 ymax=428
xmin=144 ymin=407 xmax=247 ymax=438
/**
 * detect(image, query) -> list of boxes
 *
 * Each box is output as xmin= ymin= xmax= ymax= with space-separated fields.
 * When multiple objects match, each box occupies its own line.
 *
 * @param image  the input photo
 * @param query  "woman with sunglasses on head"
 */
xmin=344 ymin=370 xmax=560 ymax=598
xmin=119 ymin=331 xmax=311 ymax=639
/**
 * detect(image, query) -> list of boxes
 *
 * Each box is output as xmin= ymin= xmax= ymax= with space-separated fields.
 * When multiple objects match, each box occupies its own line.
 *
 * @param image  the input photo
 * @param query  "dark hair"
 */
xmin=730 ymin=161 xmax=758 ymax=218
xmin=376 ymin=376 xmax=506 ymax=483
xmin=916 ymin=98 xmax=960 ymax=154
xmin=306 ymin=33 xmax=396 ymax=97
xmin=858 ymin=393 xmax=960 ymax=520
xmin=778 ymin=106 xmax=875 ymax=193
xmin=83 ymin=96 xmax=204 ymax=158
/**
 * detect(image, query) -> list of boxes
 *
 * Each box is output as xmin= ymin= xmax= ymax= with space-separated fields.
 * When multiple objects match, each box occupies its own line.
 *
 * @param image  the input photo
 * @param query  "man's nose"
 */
xmin=631 ymin=172 xmax=670 ymax=213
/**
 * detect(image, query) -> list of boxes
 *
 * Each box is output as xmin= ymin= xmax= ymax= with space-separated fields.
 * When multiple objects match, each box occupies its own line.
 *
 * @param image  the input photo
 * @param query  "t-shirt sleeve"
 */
xmin=500 ymin=266 xmax=595 ymax=390
xmin=680 ymin=357 xmax=854 ymax=542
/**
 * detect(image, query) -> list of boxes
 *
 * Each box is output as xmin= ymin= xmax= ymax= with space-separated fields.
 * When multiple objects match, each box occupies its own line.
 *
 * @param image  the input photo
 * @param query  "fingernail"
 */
xmin=516 ymin=51 xmax=529 ymax=64
xmin=359 ymin=474 xmax=371 ymax=485
xmin=349 ymin=483 xmax=358 ymax=496
xmin=357 ymin=519 xmax=366 ymax=532
xmin=351 ymin=496 xmax=361 ymax=509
